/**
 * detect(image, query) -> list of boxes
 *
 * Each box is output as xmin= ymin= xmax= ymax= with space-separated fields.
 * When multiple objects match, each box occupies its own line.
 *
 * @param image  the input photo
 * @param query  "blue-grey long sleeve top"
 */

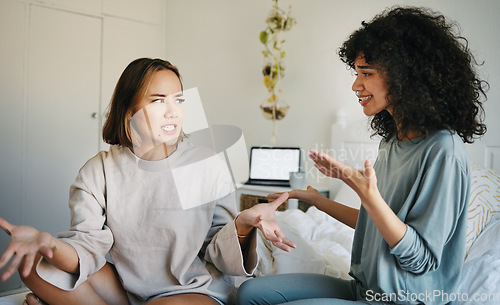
xmin=349 ymin=130 xmax=470 ymax=305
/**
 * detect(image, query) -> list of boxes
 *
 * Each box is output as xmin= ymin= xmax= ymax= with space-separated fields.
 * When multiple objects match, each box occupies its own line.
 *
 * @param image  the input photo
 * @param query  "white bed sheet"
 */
xmin=256 ymin=206 xmax=355 ymax=280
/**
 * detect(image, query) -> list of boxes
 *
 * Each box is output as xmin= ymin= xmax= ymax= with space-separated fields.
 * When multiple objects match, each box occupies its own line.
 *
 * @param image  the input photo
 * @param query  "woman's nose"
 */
xmin=164 ymin=111 xmax=177 ymax=119
xmin=352 ymin=76 xmax=363 ymax=92
xmin=164 ymin=103 xmax=178 ymax=118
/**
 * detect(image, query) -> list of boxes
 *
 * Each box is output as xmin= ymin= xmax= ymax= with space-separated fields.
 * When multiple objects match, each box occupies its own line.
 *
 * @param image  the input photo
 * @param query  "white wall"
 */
xmin=164 ymin=0 xmax=500 ymax=179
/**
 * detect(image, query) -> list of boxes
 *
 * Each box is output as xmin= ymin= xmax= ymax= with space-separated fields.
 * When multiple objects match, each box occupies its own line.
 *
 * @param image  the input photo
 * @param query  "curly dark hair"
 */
xmin=338 ymin=6 xmax=487 ymax=143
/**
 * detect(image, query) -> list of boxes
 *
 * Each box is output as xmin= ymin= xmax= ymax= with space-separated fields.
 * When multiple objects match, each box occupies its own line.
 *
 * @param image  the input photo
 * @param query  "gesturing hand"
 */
xmin=236 ymin=193 xmax=296 ymax=252
xmin=309 ymin=149 xmax=378 ymax=201
xmin=0 ymin=218 xmax=54 ymax=281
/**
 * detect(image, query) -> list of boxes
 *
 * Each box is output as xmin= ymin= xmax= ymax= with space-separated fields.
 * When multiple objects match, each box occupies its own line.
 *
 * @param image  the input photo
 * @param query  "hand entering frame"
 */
xmin=0 ymin=218 xmax=54 ymax=282
xmin=236 ymin=193 xmax=296 ymax=252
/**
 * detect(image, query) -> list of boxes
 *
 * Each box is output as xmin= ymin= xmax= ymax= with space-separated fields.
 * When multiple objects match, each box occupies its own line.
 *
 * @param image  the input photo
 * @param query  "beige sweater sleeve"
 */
xmin=204 ymin=218 xmax=258 ymax=276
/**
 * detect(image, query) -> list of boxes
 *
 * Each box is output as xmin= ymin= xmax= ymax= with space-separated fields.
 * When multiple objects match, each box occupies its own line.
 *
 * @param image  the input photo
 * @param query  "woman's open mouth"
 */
xmin=358 ymin=95 xmax=373 ymax=106
xmin=161 ymin=124 xmax=177 ymax=134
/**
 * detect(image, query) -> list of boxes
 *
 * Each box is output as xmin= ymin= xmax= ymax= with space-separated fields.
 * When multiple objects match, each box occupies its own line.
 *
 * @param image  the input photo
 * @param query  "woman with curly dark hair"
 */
xmin=237 ymin=6 xmax=487 ymax=305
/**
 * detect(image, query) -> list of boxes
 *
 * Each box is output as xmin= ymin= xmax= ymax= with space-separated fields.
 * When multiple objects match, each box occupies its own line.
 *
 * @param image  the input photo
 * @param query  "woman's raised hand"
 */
xmin=309 ymin=148 xmax=378 ymax=201
xmin=236 ymin=193 xmax=296 ymax=252
xmin=0 ymin=217 xmax=54 ymax=281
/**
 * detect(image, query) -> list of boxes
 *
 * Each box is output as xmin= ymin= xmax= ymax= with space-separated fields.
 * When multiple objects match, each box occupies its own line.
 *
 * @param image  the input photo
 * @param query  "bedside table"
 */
xmin=236 ymin=184 xmax=329 ymax=212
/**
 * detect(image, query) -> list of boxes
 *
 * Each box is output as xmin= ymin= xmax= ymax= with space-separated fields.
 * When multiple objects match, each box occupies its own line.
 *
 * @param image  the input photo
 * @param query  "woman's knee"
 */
xmin=236 ymin=276 xmax=288 ymax=305
xmin=236 ymin=279 xmax=258 ymax=304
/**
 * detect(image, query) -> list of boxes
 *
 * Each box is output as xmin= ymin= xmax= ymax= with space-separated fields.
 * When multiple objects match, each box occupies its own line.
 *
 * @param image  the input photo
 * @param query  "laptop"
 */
xmin=245 ymin=146 xmax=302 ymax=187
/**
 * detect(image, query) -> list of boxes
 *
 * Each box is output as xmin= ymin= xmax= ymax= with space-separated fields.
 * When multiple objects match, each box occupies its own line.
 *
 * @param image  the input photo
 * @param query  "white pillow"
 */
xmin=451 ymin=218 xmax=500 ymax=305
xmin=465 ymin=163 xmax=500 ymax=256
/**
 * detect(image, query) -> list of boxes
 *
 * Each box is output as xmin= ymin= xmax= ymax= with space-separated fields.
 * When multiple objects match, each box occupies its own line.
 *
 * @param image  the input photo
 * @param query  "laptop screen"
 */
xmin=249 ymin=147 xmax=301 ymax=181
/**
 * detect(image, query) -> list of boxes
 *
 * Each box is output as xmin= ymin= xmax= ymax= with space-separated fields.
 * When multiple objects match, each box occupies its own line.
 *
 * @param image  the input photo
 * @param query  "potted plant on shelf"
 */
xmin=259 ymin=0 xmax=296 ymax=146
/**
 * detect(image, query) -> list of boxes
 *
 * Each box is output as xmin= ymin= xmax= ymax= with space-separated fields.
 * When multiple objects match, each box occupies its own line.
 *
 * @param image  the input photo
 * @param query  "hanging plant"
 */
xmin=259 ymin=0 xmax=296 ymax=145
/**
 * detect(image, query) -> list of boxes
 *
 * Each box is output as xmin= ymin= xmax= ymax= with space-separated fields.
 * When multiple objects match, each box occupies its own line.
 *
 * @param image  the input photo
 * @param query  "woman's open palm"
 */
xmin=238 ymin=193 xmax=296 ymax=252
xmin=0 ymin=218 xmax=54 ymax=281
xmin=309 ymin=149 xmax=377 ymax=199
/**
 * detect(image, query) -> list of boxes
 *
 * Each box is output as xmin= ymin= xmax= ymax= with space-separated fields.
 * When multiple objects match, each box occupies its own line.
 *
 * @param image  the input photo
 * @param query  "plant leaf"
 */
xmin=259 ymin=31 xmax=268 ymax=44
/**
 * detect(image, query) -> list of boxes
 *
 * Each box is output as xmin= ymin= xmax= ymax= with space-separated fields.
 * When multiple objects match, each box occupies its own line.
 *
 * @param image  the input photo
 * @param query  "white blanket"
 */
xmin=256 ymin=207 xmax=354 ymax=280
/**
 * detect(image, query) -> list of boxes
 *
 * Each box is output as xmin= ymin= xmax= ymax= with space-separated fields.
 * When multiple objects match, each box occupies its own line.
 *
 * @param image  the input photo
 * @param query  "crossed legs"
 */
xmin=20 ymin=255 xmax=220 ymax=305
xmin=20 ymin=254 xmax=129 ymax=305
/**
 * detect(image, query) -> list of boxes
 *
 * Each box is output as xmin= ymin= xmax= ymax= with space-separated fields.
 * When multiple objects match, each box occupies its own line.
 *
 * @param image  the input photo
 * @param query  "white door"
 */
xmin=0 ymin=4 xmax=101 ymax=293
xmin=25 ymin=5 xmax=101 ymax=235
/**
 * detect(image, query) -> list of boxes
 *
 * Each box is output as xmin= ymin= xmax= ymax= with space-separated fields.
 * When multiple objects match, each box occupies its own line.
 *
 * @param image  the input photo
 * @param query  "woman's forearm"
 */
xmin=360 ymin=189 xmax=407 ymax=248
xmin=46 ymin=237 xmax=80 ymax=274
xmin=311 ymin=194 xmax=359 ymax=229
